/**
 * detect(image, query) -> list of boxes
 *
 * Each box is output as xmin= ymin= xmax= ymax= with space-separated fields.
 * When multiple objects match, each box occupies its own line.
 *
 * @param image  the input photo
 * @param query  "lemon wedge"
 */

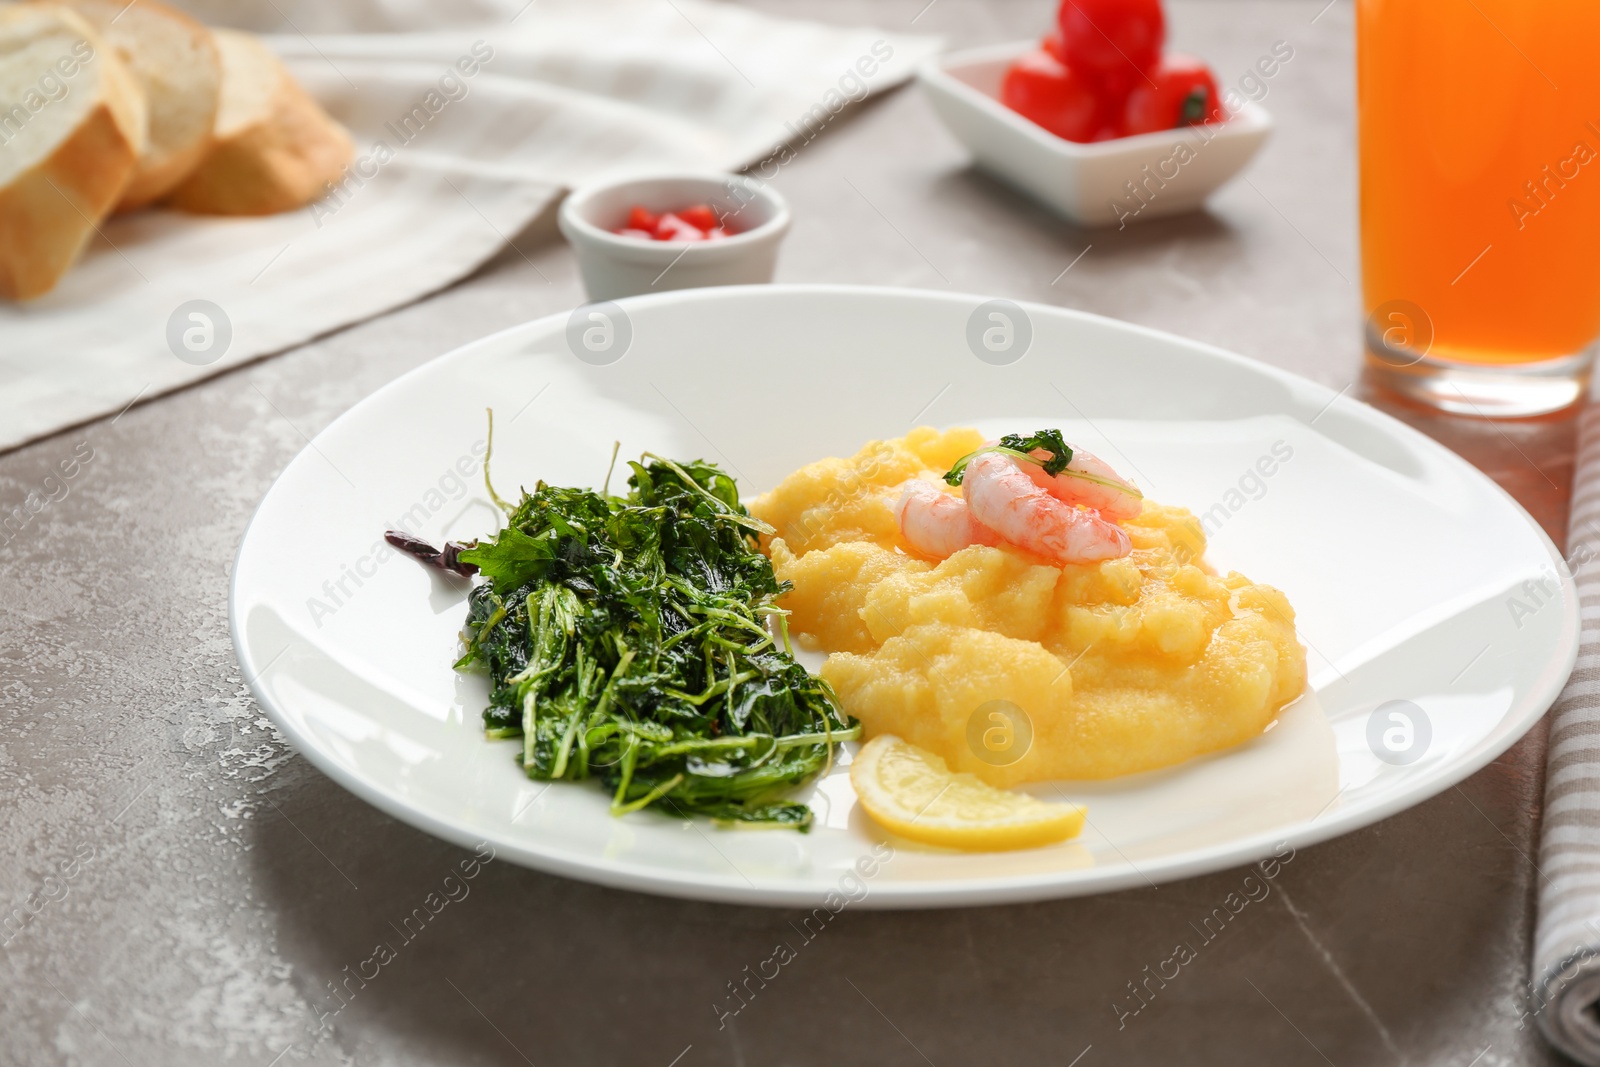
xmin=849 ymin=735 xmax=1086 ymax=851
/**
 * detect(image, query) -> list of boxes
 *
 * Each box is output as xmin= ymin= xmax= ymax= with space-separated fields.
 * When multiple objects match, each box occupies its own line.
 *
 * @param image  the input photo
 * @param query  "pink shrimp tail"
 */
xmin=895 ymin=480 xmax=1001 ymax=559
xmin=962 ymin=452 xmax=1131 ymax=564
xmin=1020 ymin=448 xmax=1142 ymax=521
xmin=980 ymin=437 xmax=1142 ymax=521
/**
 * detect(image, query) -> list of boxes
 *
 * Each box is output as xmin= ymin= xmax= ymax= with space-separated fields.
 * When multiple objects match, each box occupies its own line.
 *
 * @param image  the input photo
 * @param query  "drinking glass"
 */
xmin=1358 ymin=0 xmax=1600 ymax=416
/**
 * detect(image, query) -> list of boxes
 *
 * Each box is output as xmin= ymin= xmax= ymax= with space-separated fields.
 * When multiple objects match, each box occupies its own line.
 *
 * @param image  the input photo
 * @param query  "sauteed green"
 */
xmin=394 ymin=428 xmax=855 ymax=830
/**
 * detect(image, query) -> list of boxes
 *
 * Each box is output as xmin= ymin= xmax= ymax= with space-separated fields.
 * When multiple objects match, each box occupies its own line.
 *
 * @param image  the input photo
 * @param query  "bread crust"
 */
xmin=42 ymin=0 xmax=223 ymax=211
xmin=0 ymin=9 xmax=143 ymax=300
xmin=167 ymin=40 xmax=353 ymax=216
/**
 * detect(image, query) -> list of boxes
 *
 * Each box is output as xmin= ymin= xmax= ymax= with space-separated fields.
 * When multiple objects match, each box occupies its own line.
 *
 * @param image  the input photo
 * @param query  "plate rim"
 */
xmin=229 ymin=283 xmax=1580 ymax=908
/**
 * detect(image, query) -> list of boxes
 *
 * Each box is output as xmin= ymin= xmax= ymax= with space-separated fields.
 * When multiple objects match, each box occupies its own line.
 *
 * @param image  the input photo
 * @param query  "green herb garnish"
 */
xmin=943 ymin=429 xmax=1075 ymax=486
xmin=450 ymin=443 xmax=856 ymax=831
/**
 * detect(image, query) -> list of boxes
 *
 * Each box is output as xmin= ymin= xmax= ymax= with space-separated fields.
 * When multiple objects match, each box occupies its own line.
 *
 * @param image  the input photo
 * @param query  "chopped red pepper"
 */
xmin=611 ymin=202 xmax=733 ymax=241
xmin=625 ymin=205 xmax=659 ymax=232
xmin=676 ymin=204 xmax=721 ymax=231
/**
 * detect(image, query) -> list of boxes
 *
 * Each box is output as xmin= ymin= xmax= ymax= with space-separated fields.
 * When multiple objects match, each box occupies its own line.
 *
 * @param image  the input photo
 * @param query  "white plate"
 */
xmin=917 ymin=41 xmax=1271 ymax=226
xmin=231 ymin=285 xmax=1577 ymax=908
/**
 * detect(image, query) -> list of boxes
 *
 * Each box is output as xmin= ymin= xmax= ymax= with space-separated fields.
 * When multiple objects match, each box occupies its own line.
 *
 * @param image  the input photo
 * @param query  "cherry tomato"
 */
xmin=1041 ymin=30 xmax=1067 ymax=64
xmin=1040 ymin=29 xmax=1126 ymax=138
xmin=1056 ymin=0 xmax=1164 ymax=97
xmin=999 ymin=49 xmax=1101 ymax=143
xmin=1121 ymin=53 xmax=1221 ymax=134
xmin=676 ymin=204 xmax=720 ymax=232
xmin=625 ymin=205 xmax=658 ymax=232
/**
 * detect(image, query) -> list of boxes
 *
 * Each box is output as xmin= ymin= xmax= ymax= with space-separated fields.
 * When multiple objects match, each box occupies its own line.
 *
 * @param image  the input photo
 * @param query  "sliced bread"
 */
xmin=166 ymin=29 xmax=352 ymax=216
xmin=48 ymin=0 xmax=220 ymax=210
xmin=0 ymin=4 xmax=146 ymax=299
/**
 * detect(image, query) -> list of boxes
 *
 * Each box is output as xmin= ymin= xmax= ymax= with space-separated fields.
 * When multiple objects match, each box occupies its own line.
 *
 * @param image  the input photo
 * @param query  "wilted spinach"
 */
xmin=414 ymin=444 xmax=855 ymax=831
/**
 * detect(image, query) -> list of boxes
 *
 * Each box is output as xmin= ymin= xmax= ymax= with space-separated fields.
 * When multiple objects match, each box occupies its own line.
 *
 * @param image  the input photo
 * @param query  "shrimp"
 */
xmin=998 ymin=440 xmax=1143 ymax=521
xmin=895 ymin=479 xmax=1001 ymax=559
xmin=962 ymin=451 xmax=1131 ymax=564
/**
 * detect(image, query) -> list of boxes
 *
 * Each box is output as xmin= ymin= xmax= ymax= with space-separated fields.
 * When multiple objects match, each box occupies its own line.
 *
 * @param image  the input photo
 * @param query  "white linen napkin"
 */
xmin=1534 ymin=402 xmax=1600 ymax=1061
xmin=0 ymin=0 xmax=939 ymax=453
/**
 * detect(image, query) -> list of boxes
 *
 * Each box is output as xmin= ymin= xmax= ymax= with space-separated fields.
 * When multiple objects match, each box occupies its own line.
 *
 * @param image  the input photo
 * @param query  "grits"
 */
xmin=752 ymin=428 xmax=1307 ymax=788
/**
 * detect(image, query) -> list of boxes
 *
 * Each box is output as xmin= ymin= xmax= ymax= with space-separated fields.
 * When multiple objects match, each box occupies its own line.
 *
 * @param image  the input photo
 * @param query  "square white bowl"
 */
xmin=917 ymin=41 xmax=1272 ymax=227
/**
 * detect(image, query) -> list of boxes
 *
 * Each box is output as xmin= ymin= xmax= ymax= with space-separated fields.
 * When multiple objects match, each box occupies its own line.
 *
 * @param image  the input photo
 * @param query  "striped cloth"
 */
xmin=1535 ymin=402 xmax=1600 ymax=1062
xmin=0 ymin=0 xmax=938 ymax=453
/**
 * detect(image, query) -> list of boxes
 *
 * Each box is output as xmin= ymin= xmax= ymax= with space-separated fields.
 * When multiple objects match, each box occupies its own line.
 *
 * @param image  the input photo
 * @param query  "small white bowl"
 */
xmin=917 ymin=41 xmax=1272 ymax=227
xmin=558 ymin=173 xmax=791 ymax=301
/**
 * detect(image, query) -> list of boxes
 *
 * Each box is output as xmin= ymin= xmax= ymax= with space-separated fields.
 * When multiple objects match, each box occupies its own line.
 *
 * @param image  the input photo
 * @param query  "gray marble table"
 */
xmin=1 ymin=1 xmax=1578 ymax=1064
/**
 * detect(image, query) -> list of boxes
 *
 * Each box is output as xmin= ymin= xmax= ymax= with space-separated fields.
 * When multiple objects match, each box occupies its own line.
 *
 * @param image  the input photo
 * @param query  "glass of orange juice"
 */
xmin=1358 ymin=0 xmax=1600 ymax=416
